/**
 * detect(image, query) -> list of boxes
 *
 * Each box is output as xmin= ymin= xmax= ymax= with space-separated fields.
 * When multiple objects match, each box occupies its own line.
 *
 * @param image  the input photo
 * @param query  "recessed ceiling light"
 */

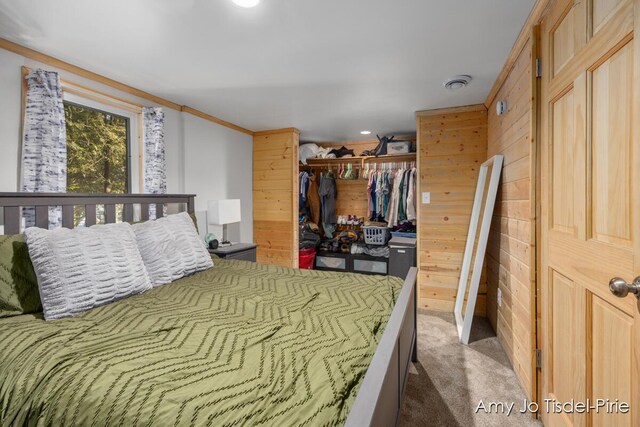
xmin=360 ymin=130 xmax=372 ymax=135
xmin=232 ymin=0 xmax=260 ymax=8
xmin=444 ymin=75 xmax=472 ymax=90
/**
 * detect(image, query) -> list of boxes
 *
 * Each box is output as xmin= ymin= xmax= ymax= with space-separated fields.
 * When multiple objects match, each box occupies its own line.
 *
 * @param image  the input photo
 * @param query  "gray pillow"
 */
xmin=24 ymin=222 xmax=152 ymax=321
xmin=133 ymin=212 xmax=213 ymax=287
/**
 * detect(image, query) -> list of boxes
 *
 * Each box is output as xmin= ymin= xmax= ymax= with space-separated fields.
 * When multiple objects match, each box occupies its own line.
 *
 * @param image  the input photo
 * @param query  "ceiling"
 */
xmin=0 ymin=0 xmax=535 ymax=141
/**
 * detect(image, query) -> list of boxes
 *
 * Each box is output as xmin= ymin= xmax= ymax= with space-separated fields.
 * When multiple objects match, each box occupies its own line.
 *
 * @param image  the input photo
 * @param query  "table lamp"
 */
xmin=208 ymin=199 xmax=241 ymax=246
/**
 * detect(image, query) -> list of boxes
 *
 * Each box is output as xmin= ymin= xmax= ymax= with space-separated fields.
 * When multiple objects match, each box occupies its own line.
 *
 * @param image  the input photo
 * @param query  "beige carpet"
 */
xmin=399 ymin=311 xmax=542 ymax=427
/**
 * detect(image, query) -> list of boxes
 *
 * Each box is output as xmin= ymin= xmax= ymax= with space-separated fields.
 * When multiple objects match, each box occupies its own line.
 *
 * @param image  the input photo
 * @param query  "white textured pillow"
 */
xmin=24 ymin=222 xmax=152 ymax=321
xmin=133 ymin=212 xmax=213 ymax=287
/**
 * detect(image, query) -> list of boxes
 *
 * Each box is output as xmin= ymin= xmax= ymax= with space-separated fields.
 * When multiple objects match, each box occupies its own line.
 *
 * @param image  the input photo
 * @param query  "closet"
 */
xmin=297 ymin=137 xmax=418 ymax=277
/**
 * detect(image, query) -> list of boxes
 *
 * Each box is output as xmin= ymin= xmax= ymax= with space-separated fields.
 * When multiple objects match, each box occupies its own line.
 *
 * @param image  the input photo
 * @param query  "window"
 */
xmin=61 ymin=89 xmax=142 ymax=225
xmin=62 ymin=89 xmax=141 ymax=194
xmin=64 ymin=101 xmax=130 ymax=194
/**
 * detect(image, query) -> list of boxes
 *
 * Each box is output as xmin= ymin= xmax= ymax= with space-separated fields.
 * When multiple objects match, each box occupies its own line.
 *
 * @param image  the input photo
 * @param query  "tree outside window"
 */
xmin=64 ymin=102 xmax=129 ymax=224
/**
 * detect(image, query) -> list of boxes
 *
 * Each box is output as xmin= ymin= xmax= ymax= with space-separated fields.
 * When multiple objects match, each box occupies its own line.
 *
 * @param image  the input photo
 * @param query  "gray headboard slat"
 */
xmin=62 ymin=205 xmax=74 ymax=229
xmin=140 ymin=204 xmax=150 ymax=222
xmin=35 ymin=206 xmax=48 ymax=229
xmin=4 ymin=207 xmax=20 ymax=234
xmin=85 ymin=204 xmax=97 ymax=227
xmin=0 ymin=193 xmax=196 ymax=234
xmin=124 ymin=204 xmax=134 ymax=223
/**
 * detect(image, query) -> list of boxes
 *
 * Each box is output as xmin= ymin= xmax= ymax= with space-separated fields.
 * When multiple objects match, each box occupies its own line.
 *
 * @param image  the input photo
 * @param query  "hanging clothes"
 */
xmin=386 ymin=169 xmax=403 ymax=226
xmin=319 ymin=171 xmax=338 ymax=238
xmin=368 ymin=172 xmax=377 ymax=220
xmin=382 ymin=172 xmax=392 ymax=219
xmin=375 ymin=171 xmax=384 ymax=221
xmin=384 ymin=165 xmax=417 ymax=227
xmin=299 ymin=171 xmax=310 ymax=211
xmin=307 ymin=173 xmax=321 ymax=225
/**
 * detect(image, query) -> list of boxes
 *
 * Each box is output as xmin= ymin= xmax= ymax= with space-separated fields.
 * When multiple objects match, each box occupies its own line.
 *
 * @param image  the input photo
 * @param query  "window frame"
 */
xmin=62 ymin=90 xmax=142 ymax=194
xmin=63 ymin=98 xmax=133 ymax=193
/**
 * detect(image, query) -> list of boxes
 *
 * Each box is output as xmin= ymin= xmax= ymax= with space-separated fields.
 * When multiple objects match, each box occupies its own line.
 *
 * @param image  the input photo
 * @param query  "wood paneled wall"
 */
xmin=416 ymin=105 xmax=488 ymax=314
xmin=253 ymin=128 xmax=300 ymax=268
xmin=485 ymin=35 xmax=537 ymax=401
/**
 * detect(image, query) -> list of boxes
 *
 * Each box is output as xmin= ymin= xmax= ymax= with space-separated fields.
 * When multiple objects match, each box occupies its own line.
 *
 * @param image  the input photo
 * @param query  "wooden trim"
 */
xmin=180 ymin=106 xmax=253 ymax=136
xmin=531 ymin=24 xmax=543 ymax=413
xmin=253 ymin=127 xmax=301 ymax=136
xmin=63 ymin=86 xmax=142 ymax=114
xmin=3 ymin=39 xmax=180 ymax=108
xmin=415 ymin=104 xmax=486 ymax=117
xmin=23 ymin=65 xmax=143 ymax=113
xmin=2 ymin=38 xmax=254 ymax=135
xmin=484 ymin=0 xmax=551 ymax=107
xmin=291 ymin=132 xmax=300 ymax=268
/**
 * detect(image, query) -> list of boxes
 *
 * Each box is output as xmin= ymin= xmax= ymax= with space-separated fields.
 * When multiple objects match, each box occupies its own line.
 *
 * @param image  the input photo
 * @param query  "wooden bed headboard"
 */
xmin=0 ymin=192 xmax=196 ymax=234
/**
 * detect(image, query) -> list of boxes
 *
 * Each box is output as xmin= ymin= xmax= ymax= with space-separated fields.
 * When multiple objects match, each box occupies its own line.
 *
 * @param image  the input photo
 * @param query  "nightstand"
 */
xmin=209 ymin=243 xmax=258 ymax=262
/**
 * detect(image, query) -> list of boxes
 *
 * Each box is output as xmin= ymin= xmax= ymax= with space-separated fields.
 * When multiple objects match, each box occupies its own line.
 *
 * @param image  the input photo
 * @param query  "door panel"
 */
xmin=541 ymin=0 xmax=639 ymax=426
xmin=549 ymin=270 xmax=579 ymax=407
xmin=593 ymin=0 xmax=625 ymax=34
xmin=552 ymin=2 xmax=585 ymax=76
xmin=590 ymin=294 xmax=633 ymax=427
xmin=590 ymin=41 xmax=633 ymax=246
xmin=551 ymin=83 xmax=586 ymax=236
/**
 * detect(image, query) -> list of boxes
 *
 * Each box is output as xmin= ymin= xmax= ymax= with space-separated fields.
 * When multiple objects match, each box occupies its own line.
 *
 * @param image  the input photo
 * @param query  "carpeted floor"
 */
xmin=399 ymin=311 xmax=542 ymax=427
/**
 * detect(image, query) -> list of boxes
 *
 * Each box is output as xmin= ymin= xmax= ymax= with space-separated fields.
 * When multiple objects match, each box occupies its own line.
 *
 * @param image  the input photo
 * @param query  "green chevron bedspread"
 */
xmin=0 ymin=258 xmax=402 ymax=427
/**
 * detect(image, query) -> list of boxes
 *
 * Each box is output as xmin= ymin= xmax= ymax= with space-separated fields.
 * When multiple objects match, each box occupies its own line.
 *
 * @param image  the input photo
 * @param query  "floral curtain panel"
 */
xmin=143 ymin=107 xmax=166 ymax=218
xmin=21 ymin=68 xmax=67 ymax=229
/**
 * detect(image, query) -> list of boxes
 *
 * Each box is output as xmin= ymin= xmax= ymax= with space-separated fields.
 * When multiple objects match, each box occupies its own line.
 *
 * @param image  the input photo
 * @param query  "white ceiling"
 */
xmin=0 ymin=0 xmax=535 ymax=141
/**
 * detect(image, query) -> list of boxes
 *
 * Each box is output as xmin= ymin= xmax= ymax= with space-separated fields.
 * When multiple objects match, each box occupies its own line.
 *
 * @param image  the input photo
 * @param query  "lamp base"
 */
xmin=220 ymin=225 xmax=232 ymax=246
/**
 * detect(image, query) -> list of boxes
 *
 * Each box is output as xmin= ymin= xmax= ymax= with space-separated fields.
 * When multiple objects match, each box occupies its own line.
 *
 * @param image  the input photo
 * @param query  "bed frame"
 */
xmin=0 ymin=192 xmax=417 ymax=427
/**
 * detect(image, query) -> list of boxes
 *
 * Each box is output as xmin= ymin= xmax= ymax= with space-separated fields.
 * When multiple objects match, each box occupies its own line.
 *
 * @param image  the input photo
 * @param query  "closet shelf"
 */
xmin=363 ymin=153 xmax=416 ymax=163
xmin=303 ymin=153 xmax=416 ymax=168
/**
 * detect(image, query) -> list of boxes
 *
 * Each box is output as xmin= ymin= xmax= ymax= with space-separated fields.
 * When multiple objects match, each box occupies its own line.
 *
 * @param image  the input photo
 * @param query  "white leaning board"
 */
xmin=454 ymin=155 xmax=504 ymax=344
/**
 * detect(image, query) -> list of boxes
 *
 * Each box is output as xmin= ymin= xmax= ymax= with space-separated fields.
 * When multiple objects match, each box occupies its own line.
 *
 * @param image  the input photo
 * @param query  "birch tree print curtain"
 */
xmin=143 ymin=107 xmax=166 ymax=218
xmin=21 ymin=69 xmax=67 ymax=229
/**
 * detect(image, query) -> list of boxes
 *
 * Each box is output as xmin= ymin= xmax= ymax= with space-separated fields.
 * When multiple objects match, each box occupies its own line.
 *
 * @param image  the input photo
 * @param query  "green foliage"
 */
xmin=64 ymin=102 xmax=128 ymax=194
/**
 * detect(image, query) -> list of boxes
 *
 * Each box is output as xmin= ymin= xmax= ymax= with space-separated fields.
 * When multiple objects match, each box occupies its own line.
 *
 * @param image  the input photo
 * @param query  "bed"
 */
xmin=0 ymin=193 xmax=417 ymax=427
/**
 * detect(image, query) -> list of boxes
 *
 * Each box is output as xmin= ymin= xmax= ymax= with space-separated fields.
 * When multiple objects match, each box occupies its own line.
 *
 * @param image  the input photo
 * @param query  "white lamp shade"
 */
xmin=208 ymin=199 xmax=241 ymax=225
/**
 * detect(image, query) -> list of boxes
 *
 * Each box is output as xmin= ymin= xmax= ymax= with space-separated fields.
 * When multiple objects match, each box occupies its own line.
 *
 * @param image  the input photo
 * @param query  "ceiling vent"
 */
xmin=443 ymin=75 xmax=472 ymax=90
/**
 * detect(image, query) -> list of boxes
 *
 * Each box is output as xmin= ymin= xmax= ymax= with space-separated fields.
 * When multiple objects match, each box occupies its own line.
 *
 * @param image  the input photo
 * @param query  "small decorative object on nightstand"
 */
xmin=209 ymin=243 xmax=258 ymax=262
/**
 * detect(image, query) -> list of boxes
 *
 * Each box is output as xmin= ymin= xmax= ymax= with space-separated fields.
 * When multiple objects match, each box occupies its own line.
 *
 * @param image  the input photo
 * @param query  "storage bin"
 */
xmin=391 ymin=231 xmax=417 ymax=239
xmin=353 ymin=258 xmax=388 ymax=275
xmin=299 ymin=248 xmax=316 ymax=270
xmin=387 ymin=141 xmax=410 ymax=154
xmin=363 ymin=226 xmax=391 ymax=245
xmin=315 ymin=254 xmax=347 ymax=270
xmin=389 ymin=236 xmax=417 ymax=278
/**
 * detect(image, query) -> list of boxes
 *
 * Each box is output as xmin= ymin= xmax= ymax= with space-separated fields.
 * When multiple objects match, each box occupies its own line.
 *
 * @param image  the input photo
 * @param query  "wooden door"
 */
xmin=540 ymin=0 xmax=639 ymax=426
xmin=253 ymin=128 xmax=299 ymax=268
